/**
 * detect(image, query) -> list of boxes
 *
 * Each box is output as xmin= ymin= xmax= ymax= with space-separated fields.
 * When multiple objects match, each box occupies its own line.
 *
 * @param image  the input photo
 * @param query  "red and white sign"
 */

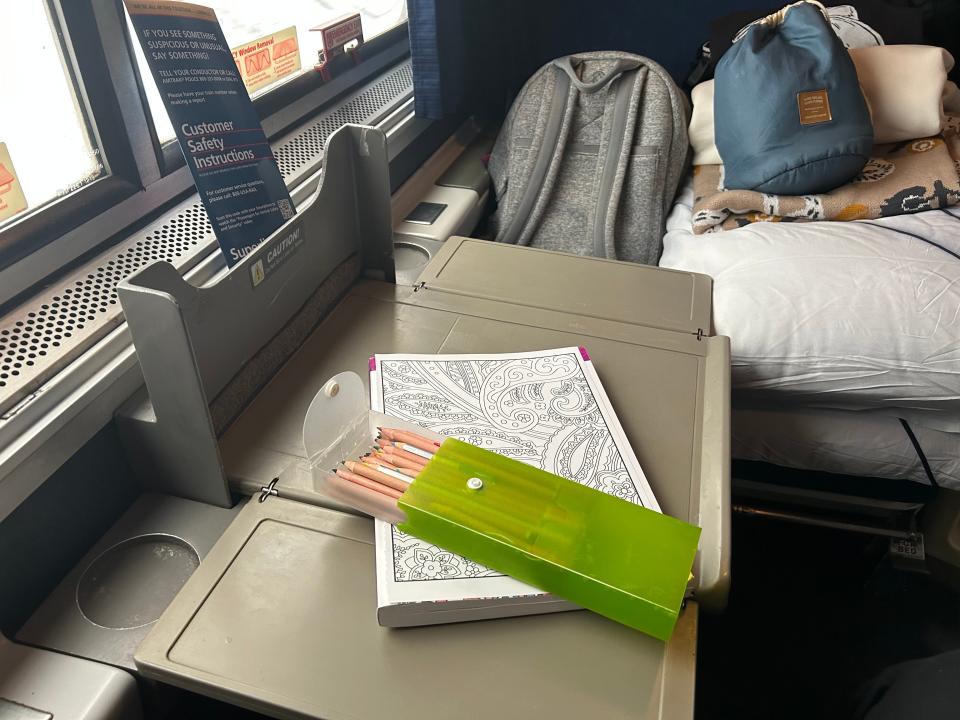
xmin=0 ymin=142 xmax=27 ymax=222
xmin=230 ymin=26 xmax=301 ymax=95
xmin=311 ymin=13 xmax=364 ymax=77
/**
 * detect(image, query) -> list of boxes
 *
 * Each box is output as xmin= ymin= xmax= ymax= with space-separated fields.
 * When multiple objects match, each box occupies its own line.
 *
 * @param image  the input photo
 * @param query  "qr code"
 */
xmin=277 ymin=199 xmax=294 ymax=220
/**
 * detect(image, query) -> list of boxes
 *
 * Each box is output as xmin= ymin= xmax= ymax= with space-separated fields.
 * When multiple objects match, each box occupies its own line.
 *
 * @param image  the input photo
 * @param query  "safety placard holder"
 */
xmin=115 ymin=125 xmax=394 ymax=507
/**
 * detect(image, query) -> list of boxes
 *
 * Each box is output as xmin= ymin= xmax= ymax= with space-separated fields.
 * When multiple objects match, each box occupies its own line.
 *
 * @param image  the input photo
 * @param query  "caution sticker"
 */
xmin=0 ymin=143 xmax=27 ymax=223
xmin=249 ymin=222 xmax=304 ymax=289
xmin=231 ymin=26 xmax=301 ymax=95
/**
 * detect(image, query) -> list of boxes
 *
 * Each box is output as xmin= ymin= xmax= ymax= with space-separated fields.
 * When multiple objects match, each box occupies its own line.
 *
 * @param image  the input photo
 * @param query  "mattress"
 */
xmin=731 ymin=406 xmax=960 ymax=491
xmin=660 ymin=180 xmax=960 ymax=434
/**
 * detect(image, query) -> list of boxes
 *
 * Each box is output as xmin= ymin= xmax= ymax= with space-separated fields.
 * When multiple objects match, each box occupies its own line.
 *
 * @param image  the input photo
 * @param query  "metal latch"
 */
xmin=259 ymin=477 xmax=280 ymax=503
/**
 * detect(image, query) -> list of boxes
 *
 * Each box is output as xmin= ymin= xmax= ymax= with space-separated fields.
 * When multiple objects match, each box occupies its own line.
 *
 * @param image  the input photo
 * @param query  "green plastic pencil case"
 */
xmin=304 ymin=372 xmax=701 ymax=641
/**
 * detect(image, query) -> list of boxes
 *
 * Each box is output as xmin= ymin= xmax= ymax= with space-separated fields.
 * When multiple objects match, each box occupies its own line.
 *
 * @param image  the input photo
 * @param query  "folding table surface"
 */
xmin=136 ymin=495 xmax=698 ymax=720
xmin=137 ymin=244 xmax=728 ymax=719
xmin=221 ymin=278 xmax=729 ymax=605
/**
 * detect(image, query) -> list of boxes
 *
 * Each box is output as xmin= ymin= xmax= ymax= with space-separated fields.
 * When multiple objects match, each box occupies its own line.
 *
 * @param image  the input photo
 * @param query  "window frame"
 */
xmin=0 ymin=0 xmax=483 ymax=528
xmin=0 ymin=0 xmax=412 ymax=310
xmin=0 ymin=0 xmax=146 ymax=274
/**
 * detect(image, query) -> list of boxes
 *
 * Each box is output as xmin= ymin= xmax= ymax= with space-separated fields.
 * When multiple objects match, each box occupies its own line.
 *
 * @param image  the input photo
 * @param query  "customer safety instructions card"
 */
xmin=125 ymin=0 xmax=295 ymax=267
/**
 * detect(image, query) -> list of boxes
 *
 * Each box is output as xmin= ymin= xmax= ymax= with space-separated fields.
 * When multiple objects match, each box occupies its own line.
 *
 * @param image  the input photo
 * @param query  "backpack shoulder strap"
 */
xmin=641 ymin=59 xmax=691 ymax=223
xmin=497 ymin=64 xmax=575 ymax=245
xmin=593 ymin=64 xmax=645 ymax=258
xmin=499 ymin=55 xmax=646 ymax=248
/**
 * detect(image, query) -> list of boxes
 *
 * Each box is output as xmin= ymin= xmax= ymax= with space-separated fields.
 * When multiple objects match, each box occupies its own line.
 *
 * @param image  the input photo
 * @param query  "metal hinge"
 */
xmin=258 ymin=477 xmax=280 ymax=503
xmin=413 ymin=281 xmax=426 ymax=292
xmin=696 ymin=328 xmax=704 ymax=341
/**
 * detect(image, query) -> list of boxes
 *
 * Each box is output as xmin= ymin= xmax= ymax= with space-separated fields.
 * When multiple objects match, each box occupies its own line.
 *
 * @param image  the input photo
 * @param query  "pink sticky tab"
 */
xmin=579 ymin=346 xmax=591 ymax=361
xmin=368 ymin=356 xmax=377 ymax=371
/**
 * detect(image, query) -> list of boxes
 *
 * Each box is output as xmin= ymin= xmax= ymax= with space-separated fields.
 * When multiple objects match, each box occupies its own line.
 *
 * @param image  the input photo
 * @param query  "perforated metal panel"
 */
xmin=0 ymin=61 xmax=412 ymax=415
xmin=274 ymin=62 xmax=412 ymax=181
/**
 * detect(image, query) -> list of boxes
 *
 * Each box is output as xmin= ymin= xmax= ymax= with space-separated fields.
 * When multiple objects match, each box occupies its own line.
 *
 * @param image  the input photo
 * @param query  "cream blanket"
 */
xmin=692 ymin=114 xmax=960 ymax=233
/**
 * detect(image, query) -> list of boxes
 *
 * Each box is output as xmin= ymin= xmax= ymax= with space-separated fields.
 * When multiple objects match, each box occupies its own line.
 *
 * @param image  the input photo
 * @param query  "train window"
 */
xmin=129 ymin=1 xmax=409 ymax=147
xmin=0 ymin=1 xmax=104 ymax=230
xmin=1 ymin=0 xmax=411 ymax=306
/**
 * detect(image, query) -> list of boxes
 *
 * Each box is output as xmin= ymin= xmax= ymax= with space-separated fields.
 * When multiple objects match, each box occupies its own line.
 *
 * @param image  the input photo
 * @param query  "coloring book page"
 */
xmin=370 ymin=347 xmax=658 ymax=597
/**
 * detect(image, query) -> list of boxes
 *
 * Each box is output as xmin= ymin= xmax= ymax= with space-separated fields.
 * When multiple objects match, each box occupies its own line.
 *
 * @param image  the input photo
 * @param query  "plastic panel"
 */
xmin=136 ymin=496 xmax=699 ymax=720
xmin=116 ymin=125 xmax=393 ymax=506
xmin=401 ymin=438 xmax=700 ymax=640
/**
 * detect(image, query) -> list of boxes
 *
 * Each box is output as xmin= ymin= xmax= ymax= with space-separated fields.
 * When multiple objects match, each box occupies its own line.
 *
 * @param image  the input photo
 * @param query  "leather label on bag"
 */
xmin=797 ymin=89 xmax=832 ymax=125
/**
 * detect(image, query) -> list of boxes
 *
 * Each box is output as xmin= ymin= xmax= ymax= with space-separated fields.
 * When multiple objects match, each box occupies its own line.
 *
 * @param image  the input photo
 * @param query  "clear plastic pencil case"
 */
xmin=304 ymin=372 xmax=701 ymax=641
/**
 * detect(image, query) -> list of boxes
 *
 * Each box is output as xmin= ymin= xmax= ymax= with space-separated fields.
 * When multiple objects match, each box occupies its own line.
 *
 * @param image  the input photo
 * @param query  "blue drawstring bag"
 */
xmin=714 ymin=0 xmax=873 ymax=195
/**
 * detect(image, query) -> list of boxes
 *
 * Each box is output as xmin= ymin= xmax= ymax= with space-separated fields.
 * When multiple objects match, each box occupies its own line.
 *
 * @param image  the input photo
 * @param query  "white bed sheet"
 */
xmin=660 ymin=181 xmax=960 ymax=434
xmin=732 ymin=406 xmax=960 ymax=491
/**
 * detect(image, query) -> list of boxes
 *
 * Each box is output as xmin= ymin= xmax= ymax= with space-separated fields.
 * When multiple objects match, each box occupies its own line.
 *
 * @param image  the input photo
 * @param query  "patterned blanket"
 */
xmin=692 ymin=113 xmax=960 ymax=234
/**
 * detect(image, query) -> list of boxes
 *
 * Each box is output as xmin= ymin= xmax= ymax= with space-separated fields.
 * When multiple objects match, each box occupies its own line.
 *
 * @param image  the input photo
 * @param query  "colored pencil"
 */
xmin=370 ymin=448 xmax=422 ymax=472
xmin=378 ymin=427 xmax=441 ymax=453
xmin=376 ymin=436 xmax=435 ymax=459
xmin=363 ymin=455 xmax=417 ymax=478
xmin=381 ymin=447 xmax=428 ymax=470
xmin=394 ymin=441 xmax=434 ymax=460
xmin=344 ymin=460 xmax=409 ymax=491
xmin=336 ymin=467 xmax=402 ymax=499
xmin=360 ymin=458 xmax=415 ymax=482
xmin=327 ymin=473 xmax=405 ymax=525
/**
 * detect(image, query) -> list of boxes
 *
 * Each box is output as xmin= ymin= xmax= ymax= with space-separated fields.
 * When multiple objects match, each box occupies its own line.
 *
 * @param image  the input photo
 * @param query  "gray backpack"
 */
xmin=488 ymin=52 xmax=690 ymax=265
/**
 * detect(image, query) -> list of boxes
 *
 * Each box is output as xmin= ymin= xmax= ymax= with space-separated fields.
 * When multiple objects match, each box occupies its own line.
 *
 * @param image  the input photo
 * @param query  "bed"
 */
xmin=659 ymin=181 xmax=960 ymax=513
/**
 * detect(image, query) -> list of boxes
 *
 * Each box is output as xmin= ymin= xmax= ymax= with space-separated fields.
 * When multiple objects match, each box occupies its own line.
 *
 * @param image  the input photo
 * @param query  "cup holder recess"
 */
xmin=76 ymin=533 xmax=200 ymax=630
xmin=393 ymin=241 xmax=431 ymax=272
